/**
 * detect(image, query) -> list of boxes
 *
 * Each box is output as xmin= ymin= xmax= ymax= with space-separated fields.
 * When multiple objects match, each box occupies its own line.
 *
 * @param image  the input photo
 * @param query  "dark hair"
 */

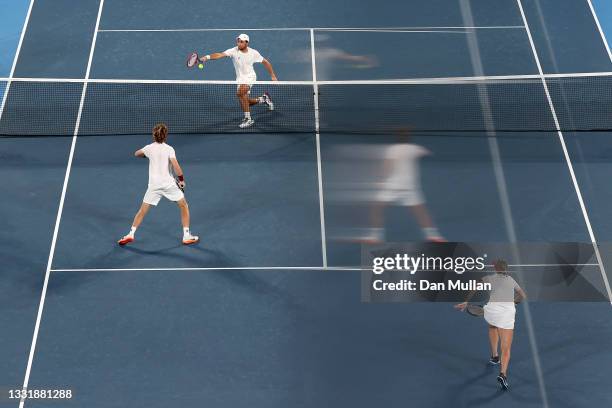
xmin=152 ymin=123 xmax=168 ymax=143
xmin=493 ymin=259 xmax=508 ymax=275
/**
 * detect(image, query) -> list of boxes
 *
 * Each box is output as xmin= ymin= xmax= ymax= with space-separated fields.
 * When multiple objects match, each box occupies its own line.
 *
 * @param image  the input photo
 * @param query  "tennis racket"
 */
xmin=466 ymin=304 xmax=485 ymax=317
xmin=175 ymin=178 xmax=185 ymax=192
xmin=169 ymin=163 xmax=185 ymax=192
xmin=186 ymin=52 xmax=199 ymax=68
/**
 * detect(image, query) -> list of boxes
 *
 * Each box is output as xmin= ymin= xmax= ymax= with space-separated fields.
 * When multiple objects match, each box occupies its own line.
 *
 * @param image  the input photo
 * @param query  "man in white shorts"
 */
xmin=369 ymin=131 xmax=445 ymax=243
xmin=117 ymin=123 xmax=199 ymax=245
xmin=199 ymin=33 xmax=277 ymax=128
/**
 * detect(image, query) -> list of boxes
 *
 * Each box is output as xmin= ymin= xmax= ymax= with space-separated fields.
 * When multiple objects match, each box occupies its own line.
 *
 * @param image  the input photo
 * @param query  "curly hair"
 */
xmin=152 ymin=123 xmax=168 ymax=143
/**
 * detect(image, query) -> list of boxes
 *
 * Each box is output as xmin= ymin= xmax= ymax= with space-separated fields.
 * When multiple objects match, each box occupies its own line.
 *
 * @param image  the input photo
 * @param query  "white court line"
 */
xmin=19 ymin=1 xmax=106 ymax=406
xmin=51 ymin=266 xmax=366 ymax=272
xmin=506 ymin=263 xmax=599 ymax=267
xmin=313 ymin=30 xmax=469 ymax=34
xmin=586 ymin=0 xmax=612 ymax=62
xmin=310 ymin=29 xmax=328 ymax=268
xmin=0 ymin=0 xmax=36 ymax=124
xmin=97 ymin=26 xmax=525 ymax=33
xmin=516 ymin=0 xmax=612 ymax=306
xmin=49 ymin=263 xmax=599 ymax=273
xmin=3 ymin=71 xmax=612 ymax=85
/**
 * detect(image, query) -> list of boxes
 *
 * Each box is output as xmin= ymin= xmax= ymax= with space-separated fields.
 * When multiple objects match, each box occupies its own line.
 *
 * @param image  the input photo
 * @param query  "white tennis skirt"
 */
xmin=484 ymin=302 xmax=516 ymax=330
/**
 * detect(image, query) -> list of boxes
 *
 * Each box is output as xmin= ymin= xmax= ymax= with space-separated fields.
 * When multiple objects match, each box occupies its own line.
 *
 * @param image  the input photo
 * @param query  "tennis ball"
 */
xmin=198 ymin=63 xmax=204 ymax=69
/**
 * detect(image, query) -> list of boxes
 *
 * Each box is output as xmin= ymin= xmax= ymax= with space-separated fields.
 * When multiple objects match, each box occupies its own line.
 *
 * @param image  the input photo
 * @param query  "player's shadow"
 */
xmin=117 ymin=244 xmax=234 ymax=267
xmin=212 ymin=269 xmax=301 ymax=310
xmin=47 ymin=245 xmax=233 ymax=296
xmin=444 ymin=365 xmax=506 ymax=407
xmin=120 ymin=243 xmax=184 ymax=255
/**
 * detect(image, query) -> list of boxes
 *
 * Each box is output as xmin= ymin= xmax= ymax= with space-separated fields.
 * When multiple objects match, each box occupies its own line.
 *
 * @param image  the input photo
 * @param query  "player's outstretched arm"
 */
xmin=199 ymin=52 xmax=228 ymax=63
xmin=134 ymin=149 xmax=145 ymax=157
xmin=262 ymin=58 xmax=277 ymax=80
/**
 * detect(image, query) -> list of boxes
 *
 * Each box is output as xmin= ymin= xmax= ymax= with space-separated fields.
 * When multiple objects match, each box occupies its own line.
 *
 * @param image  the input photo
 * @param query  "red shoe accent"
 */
xmin=118 ymin=236 xmax=134 ymax=245
xmin=182 ymin=237 xmax=199 ymax=245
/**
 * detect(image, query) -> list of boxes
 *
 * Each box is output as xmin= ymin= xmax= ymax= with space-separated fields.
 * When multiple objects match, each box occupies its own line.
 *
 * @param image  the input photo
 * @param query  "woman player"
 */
xmin=455 ymin=260 xmax=527 ymax=390
xmin=117 ymin=123 xmax=199 ymax=245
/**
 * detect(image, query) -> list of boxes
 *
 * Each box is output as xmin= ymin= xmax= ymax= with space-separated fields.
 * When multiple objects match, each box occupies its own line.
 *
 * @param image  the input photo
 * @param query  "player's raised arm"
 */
xmin=199 ymin=51 xmax=229 ymax=63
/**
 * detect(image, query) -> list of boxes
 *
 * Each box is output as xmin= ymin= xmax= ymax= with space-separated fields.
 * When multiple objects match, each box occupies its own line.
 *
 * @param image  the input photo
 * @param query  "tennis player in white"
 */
xmin=118 ymin=123 xmax=199 ymax=246
xmin=199 ymin=33 xmax=277 ymax=128
xmin=363 ymin=131 xmax=444 ymax=243
xmin=455 ymin=260 xmax=527 ymax=390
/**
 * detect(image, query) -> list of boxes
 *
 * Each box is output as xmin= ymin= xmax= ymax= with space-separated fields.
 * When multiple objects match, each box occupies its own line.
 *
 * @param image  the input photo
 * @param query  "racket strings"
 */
xmin=187 ymin=52 xmax=198 ymax=68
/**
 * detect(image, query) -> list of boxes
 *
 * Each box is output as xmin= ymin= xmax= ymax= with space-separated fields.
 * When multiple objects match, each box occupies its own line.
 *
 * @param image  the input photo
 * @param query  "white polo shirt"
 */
xmin=383 ymin=143 xmax=429 ymax=189
xmin=141 ymin=142 xmax=176 ymax=187
xmin=223 ymin=46 xmax=264 ymax=82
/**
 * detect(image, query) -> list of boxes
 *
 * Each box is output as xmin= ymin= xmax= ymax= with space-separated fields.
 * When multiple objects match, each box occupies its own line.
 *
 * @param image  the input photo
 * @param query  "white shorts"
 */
xmin=484 ymin=303 xmax=516 ymax=330
xmin=377 ymin=188 xmax=424 ymax=206
xmin=143 ymin=183 xmax=184 ymax=206
xmin=236 ymin=76 xmax=256 ymax=93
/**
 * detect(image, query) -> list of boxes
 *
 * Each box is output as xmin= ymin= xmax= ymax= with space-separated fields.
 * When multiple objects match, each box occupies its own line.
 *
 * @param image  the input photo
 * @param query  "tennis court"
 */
xmin=2 ymin=0 xmax=612 ymax=407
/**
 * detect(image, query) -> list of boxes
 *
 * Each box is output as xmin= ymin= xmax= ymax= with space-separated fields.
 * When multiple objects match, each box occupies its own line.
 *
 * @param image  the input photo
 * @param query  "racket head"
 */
xmin=466 ymin=304 xmax=485 ymax=317
xmin=187 ymin=52 xmax=199 ymax=68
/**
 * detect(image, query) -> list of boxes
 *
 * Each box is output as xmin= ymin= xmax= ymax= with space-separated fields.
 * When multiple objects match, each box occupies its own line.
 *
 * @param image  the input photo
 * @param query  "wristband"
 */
xmin=204 ymin=55 xmax=211 ymax=60
xmin=178 ymin=175 xmax=184 ymax=182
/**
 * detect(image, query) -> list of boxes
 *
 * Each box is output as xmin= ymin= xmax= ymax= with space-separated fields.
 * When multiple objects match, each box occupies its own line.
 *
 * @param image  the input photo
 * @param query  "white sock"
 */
xmin=129 ymin=226 xmax=137 ymax=236
xmin=244 ymin=111 xmax=251 ymax=119
xmin=183 ymin=227 xmax=190 ymax=237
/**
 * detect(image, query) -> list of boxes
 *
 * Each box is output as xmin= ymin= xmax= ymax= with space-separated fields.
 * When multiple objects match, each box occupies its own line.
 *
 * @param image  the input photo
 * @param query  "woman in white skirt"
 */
xmin=455 ymin=260 xmax=526 ymax=390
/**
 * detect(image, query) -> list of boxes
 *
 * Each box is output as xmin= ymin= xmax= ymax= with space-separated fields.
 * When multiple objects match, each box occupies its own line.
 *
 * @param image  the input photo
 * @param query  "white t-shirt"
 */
xmin=223 ymin=47 xmax=264 ymax=81
xmin=483 ymin=273 xmax=519 ymax=304
xmin=141 ymin=142 xmax=176 ymax=187
xmin=383 ymin=143 xmax=429 ymax=189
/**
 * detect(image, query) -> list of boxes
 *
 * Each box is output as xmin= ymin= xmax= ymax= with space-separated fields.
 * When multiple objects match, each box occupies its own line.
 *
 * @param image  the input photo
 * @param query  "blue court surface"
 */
xmin=2 ymin=0 xmax=612 ymax=407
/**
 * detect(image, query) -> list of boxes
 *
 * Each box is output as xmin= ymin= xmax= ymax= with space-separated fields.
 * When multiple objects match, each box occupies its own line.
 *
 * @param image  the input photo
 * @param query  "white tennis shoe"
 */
xmin=239 ymin=118 xmax=255 ymax=128
xmin=261 ymin=92 xmax=274 ymax=110
xmin=182 ymin=233 xmax=199 ymax=245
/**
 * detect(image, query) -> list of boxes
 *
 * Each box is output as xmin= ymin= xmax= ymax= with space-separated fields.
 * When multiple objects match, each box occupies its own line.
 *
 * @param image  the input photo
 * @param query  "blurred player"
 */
xmin=368 ymin=130 xmax=445 ymax=243
xmin=118 ymin=123 xmax=199 ymax=246
xmin=199 ymin=33 xmax=277 ymax=128
xmin=455 ymin=260 xmax=527 ymax=390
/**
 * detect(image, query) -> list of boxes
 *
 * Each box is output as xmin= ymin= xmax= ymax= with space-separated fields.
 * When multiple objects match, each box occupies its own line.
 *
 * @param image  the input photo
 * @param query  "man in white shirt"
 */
xmin=118 ymin=123 xmax=199 ymax=245
xmin=366 ymin=130 xmax=444 ymax=243
xmin=199 ymin=33 xmax=277 ymax=128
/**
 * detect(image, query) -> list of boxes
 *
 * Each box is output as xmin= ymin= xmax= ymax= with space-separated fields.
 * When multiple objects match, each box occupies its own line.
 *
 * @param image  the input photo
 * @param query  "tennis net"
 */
xmin=0 ymin=73 xmax=611 ymax=136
